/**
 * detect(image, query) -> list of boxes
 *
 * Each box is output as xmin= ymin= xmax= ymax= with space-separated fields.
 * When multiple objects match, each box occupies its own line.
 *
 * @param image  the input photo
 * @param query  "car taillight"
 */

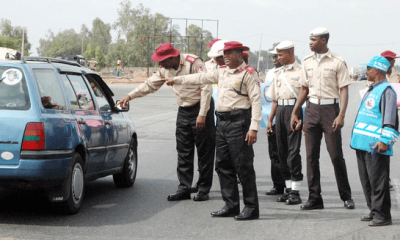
xmin=22 ymin=123 xmax=45 ymax=150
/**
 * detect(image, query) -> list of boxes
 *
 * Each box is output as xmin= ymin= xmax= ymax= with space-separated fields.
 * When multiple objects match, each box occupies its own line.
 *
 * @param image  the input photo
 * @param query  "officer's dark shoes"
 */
xmin=277 ymin=188 xmax=291 ymax=202
xmin=211 ymin=208 xmax=239 ymax=217
xmin=285 ymin=190 xmax=302 ymax=205
xmin=300 ymin=199 xmax=324 ymax=210
xmin=368 ymin=219 xmax=392 ymax=227
xmin=193 ymin=192 xmax=209 ymax=201
xmin=234 ymin=210 xmax=259 ymax=221
xmin=344 ymin=199 xmax=355 ymax=209
xmin=265 ymin=187 xmax=284 ymax=195
xmin=167 ymin=191 xmax=191 ymax=201
xmin=360 ymin=213 xmax=373 ymax=221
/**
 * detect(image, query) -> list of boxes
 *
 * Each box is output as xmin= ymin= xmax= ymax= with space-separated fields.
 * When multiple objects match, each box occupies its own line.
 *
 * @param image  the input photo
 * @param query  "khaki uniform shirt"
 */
xmin=387 ymin=68 xmax=400 ymax=83
xmin=205 ymin=58 xmax=218 ymax=73
xmin=127 ymin=53 xmax=211 ymax=116
xmin=267 ymin=61 xmax=302 ymax=100
xmin=299 ymin=50 xmax=352 ymax=99
xmin=174 ymin=62 xmax=262 ymax=131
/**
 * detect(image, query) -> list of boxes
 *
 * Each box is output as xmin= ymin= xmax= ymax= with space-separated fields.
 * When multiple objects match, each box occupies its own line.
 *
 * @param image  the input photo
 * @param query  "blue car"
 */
xmin=0 ymin=57 xmax=138 ymax=214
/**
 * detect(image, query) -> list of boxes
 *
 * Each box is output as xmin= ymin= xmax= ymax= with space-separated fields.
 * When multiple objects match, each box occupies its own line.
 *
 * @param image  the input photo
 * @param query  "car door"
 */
xmin=85 ymin=74 xmax=129 ymax=170
xmin=60 ymin=73 xmax=107 ymax=173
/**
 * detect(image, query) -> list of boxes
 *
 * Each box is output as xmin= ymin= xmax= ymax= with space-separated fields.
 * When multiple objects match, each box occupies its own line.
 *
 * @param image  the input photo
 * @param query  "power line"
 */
xmin=234 ymin=32 xmax=400 ymax=47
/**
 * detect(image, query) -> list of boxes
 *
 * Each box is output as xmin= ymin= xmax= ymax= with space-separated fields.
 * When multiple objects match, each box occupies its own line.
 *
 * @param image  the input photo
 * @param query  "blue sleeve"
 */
xmin=381 ymin=88 xmax=397 ymax=127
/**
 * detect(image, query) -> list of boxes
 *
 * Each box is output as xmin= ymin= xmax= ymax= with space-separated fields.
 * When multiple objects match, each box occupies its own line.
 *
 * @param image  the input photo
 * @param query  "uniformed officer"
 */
xmin=264 ymin=47 xmax=285 ymax=196
xmin=290 ymin=27 xmax=355 ymax=210
xmin=351 ymin=56 xmax=399 ymax=227
xmin=190 ymin=39 xmax=228 ymax=193
xmin=266 ymin=41 xmax=303 ymax=205
xmin=117 ymin=43 xmax=215 ymax=202
xmin=205 ymin=39 xmax=229 ymax=73
xmin=88 ymin=58 xmax=98 ymax=71
xmin=166 ymin=41 xmax=262 ymax=221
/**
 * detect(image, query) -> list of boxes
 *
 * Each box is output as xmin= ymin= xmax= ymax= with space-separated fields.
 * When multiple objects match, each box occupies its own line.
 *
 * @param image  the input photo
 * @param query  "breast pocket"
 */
xmin=323 ymin=71 xmax=337 ymax=88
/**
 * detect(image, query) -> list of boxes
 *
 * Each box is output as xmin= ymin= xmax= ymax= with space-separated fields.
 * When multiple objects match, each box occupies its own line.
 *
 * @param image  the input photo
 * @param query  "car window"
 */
xmin=65 ymin=74 xmax=95 ymax=110
xmin=0 ymin=67 xmax=30 ymax=110
xmin=60 ymin=74 xmax=80 ymax=110
xmin=85 ymin=75 xmax=111 ymax=112
xmin=33 ymin=69 xmax=66 ymax=110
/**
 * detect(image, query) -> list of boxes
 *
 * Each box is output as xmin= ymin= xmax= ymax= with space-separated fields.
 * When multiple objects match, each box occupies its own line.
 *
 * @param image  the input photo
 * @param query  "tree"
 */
xmin=0 ymin=18 xmax=31 ymax=55
xmin=105 ymin=39 xmax=126 ymax=67
xmin=113 ymin=1 xmax=182 ymax=67
xmin=89 ymin=18 xmax=111 ymax=55
xmin=83 ymin=43 xmax=96 ymax=60
xmin=186 ymin=24 xmax=213 ymax=59
xmin=94 ymin=46 xmax=105 ymax=69
xmin=37 ymin=29 xmax=82 ymax=57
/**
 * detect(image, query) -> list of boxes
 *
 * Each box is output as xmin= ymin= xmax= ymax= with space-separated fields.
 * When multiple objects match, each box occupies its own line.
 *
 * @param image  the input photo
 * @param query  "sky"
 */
xmin=1 ymin=0 xmax=400 ymax=69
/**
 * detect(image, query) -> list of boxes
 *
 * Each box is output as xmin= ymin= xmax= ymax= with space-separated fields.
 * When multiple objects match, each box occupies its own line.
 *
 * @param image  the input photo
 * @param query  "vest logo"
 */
xmin=365 ymin=98 xmax=375 ymax=109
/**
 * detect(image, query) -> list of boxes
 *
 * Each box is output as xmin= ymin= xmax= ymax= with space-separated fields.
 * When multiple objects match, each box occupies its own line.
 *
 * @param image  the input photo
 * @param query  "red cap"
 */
xmin=243 ymin=52 xmax=249 ymax=58
xmin=206 ymin=39 xmax=220 ymax=48
xmin=222 ymin=41 xmax=250 ymax=52
xmin=151 ymin=43 xmax=180 ymax=62
xmin=381 ymin=50 xmax=399 ymax=59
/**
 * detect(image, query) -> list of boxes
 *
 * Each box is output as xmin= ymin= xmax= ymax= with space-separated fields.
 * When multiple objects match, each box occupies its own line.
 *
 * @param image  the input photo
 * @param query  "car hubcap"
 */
xmin=72 ymin=163 xmax=84 ymax=204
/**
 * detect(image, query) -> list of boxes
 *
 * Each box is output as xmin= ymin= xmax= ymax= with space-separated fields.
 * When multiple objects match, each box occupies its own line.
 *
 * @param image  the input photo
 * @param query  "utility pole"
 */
xmin=21 ymin=28 xmax=25 ymax=57
xmin=257 ymin=34 xmax=262 ymax=72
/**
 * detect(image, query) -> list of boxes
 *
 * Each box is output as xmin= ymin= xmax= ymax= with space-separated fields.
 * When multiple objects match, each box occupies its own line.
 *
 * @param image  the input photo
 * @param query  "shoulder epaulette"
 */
xmin=331 ymin=52 xmax=345 ymax=63
xmin=303 ymin=53 xmax=313 ymax=62
xmin=245 ymin=66 xmax=256 ymax=73
xmin=219 ymin=65 xmax=227 ymax=68
xmin=185 ymin=55 xmax=197 ymax=63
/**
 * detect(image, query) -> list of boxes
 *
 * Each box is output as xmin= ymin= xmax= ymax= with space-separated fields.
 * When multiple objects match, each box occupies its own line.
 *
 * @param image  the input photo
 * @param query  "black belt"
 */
xmin=215 ymin=109 xmax=250 ymax=122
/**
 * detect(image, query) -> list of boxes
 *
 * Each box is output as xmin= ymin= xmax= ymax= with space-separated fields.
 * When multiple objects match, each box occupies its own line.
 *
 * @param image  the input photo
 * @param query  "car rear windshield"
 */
xmin=0 ymin=67 xmax=30 ymax=110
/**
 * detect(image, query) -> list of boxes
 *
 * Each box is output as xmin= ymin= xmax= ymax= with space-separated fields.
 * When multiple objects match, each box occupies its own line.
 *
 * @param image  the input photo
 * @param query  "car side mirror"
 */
xmin=114 ymin=100 xmax=129 ymax=112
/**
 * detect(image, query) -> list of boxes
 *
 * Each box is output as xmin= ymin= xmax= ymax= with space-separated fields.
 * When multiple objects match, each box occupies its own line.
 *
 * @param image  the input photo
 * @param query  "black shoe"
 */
xmin=360 ymin=214 xmax=373 ymax=222
xmin=265 ymin=187 xmax=284 ymax=195
xmin=344 ymin=199 xmax=355 ymax=209
xmin=193 ymin=192 xmax=209 ymax=201
xmin=190 ymin=185 xmax=198 ymax=193
xmin=368 ymin=219 xmax=392 ymax=227
xmin=234 ymin=210 xmax=260 ymax=221
xmin=167 ymin=191 xmax=191 ymax=201
xmin=300 ymin=200 xmax=324 ymax=210
xmin=285 ymin=190 xmax=302 ymax=205
xmin=277 ymin=188 xmax=291 ymax=202
xmin=211 ymin=208 xmax=240 ymax=217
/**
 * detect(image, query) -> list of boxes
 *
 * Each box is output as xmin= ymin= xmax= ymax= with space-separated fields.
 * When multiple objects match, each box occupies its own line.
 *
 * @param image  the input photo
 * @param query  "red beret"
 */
xmin=243 ymin=52 xmax=249 ymax=58
xmin=151 ymin=43 xmax=180 ymax=62
xmin=222 ymin=41 xmax=250 ymax=52
xmin=206 ymin=39 xmax=220 ymax=48
xmin=381 ymin=50 xmax=400 ymax=59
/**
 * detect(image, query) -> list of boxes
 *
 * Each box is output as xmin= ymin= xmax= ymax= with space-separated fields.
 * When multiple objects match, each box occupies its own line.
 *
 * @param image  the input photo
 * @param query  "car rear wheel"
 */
xmin=54 ymin=153 xmax=85 ymax=214
xmin=113 ymin=138 xmax=137 ymax=188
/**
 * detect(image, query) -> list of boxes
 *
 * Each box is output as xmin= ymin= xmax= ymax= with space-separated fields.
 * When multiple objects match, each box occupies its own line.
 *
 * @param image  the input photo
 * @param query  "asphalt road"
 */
xmin=1 ymin=81 xmax=400 ymax=240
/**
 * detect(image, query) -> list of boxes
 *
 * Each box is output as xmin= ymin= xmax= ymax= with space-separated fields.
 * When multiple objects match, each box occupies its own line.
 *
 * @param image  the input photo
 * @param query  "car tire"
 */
xmin=113 ymin=138 xmax=137 ymax=188
xmin=54 ymin=153 xmax=85 ymax=214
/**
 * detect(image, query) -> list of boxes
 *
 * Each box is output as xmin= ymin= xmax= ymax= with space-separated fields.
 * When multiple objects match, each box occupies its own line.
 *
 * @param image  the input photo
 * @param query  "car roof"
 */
xmin=20 ymin=56 xmax=114 ymax=97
